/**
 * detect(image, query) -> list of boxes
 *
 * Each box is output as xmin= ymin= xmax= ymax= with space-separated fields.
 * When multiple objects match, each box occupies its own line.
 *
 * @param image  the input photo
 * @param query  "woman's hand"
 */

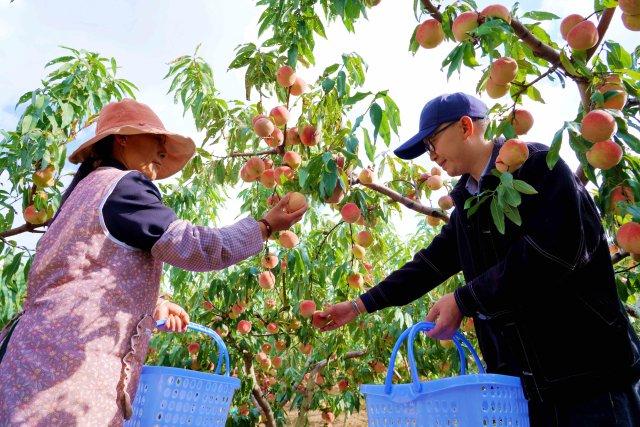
xmin=261 ymin=193 xmax=307 ymax=236
xmin=153 ymin=299 xmax=189 ymax=332
xmin=314 ymin=299 xmax=365 ymax=332
xmin=425 ymin=292 xmax=463 ymax=340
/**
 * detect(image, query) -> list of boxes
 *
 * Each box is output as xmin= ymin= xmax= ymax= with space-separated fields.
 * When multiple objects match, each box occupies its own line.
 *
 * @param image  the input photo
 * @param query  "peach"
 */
xmin=265 ymin=127 xmax=284 ymax=147
xmin=358 ymin=168 xmax=374 ymax=184
xmin=567 ymin=20 xmax=598 ymax=50
xmin=260 ymin=169 xmax=277 ymax=188
xmin=202 ymin=300 xmax=214 ymax=311
xmin=355 ymin=230 xmax=374 ymax=247
xmin=364 ymin=262 xmax=373 ymax=271
xmin=237 ymin=320 xmax=252 ymax=334
xmin=286 ymin=191 xmax=307 ymax=212
xmin=279 ymin=230 xmax=299 ymax=248
xmin=338 ymin=379 xmax=349 ymax=392
xmin=598 ymin=83 xmax=628 ymax=110
xmin=617 ymin=222 xmax=640 ymax=254
xmin=290 ymin=76 xmax=308 ymax=96
xmin=276 ymin=65 xmax=296 ymax=87
xmin=311 ymin=311 xmax=331 ymax=328
xmin=261 ymin=343 xmax=272 ymax=354
xmin=480 ymin=4 xmax=511 ymax=23
xmin=286 ymin=127 xmax=301 ymax=145
xmin=215 ymin=324 xmax=229 ymax=337
xmin=265 ymin=298 xmax=277 ymax=309
xmin=258 ymin=271 xmax=276 ymax=289
xmin=490 ymin=57 xmax=518 ymax=85
xmin=431 ymin=167 xmax=441 ymax=176
xmin=347 ymin=272 xmax=364 ymax=289
xmin=426 ymin=175 xmax=444 ymax=190
xmin=352 ymin=244 xmax=366 ymax=260
xmin=341 ymin=202 xmax=361 ymax=223
xmin=438 ymin=195 xmax=454 ymax=210
xmin=427 ymin=215 xmax=441 ymax=226
xmin=267 ymin=194 xmax=280 ymax=207
xmin=581 ymin=110 xmax=616 ymax=143
xmin=371 ymin=360 xmax=386 ymax=374
xmin=288 ymin=319 xmax=302 ymax=331
xmin=610 ymin=185 xmax=635 ymax=214
xmin=263 ymin=158 xmax=274 ymax=170
xmin=510 ymin=109 xmax=534 ymax=135
xmin=300 ymin=125 xmax=318 ymax=146
xmin=452 ymin=11 xmax=479 ymax=42
xmin=275 ymin=339 xmax=287 ymax=351
xmin=23 ymin=205 xmax=48 ymax=225
xmin=325 ymin=183 xmax=345 ymax=204
xmin=270 ymin=106 xmax=289 ymax=127
xmin=586 ymin=140 xmax=623 ymax=170
xmin=622 ymin=13 xmax=640 ymax=31
xmin=496 ymin=139 xmax=529 ymax=172
xmin=261 ymin=253 xmax=279 ymax=269
xmin=33 ymin=165 xmax=55 ymax=188
xmin=415 ymin=19 xmax=444 ymax=49
xmin=299 ymin=343 xmax=313 ymax=355
xmin=274 ymin=165 xmax=294 ymax=183
xmin=187 ymin=342 xmax=200 ymax=354
xmin=334 ymin=155 xmax=345 ymax=170
xmin=231 ymin=302 xmax=246 ymax=315
xmin=619 ymin=0 xmax=640 ymax=14
xmin=322 ymin=411 xmax=335 ymax=423
xmin=299 ymin=300 xmax=316 ymax=318
xmin=272 ymin=356 xmax=283 ymax=368
xmin=254 ymin=117 xmax=275 ymax=138
xmin=267 ymin=322 xmax=278 ymax=333
xmin=283 ymin=151 xmax=302 ymax=170
xmin=486 ymin=78 xmax=510 ymax=99
xmin=560 ymin=14 xmax=584 ymax=40
xmin=245 ymin=156 xmax=266 ymax=180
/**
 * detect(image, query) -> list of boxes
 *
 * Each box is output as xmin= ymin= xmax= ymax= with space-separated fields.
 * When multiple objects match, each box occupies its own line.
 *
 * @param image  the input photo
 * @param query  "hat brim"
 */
xmin=69 ymin=125 xmax=196 ymax=180
xmin=393 ymin=124 xmax=438 ymax=160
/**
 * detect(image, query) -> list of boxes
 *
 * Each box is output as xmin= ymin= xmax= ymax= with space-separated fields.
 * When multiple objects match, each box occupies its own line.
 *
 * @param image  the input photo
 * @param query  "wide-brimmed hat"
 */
xmin=69 ymin=99 xmax=196 ymax=179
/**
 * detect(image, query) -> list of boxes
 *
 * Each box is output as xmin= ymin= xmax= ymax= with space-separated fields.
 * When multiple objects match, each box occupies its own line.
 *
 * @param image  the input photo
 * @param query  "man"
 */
xmin=317 ymin=93 xmax=640 ymax=426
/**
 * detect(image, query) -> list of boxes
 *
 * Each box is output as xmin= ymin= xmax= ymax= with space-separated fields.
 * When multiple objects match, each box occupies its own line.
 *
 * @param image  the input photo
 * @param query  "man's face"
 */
xmin=424 ymin=118 xmax=470 ymax=177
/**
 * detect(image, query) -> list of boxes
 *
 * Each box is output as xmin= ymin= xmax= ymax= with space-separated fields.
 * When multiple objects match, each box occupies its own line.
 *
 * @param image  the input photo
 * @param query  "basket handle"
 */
xmin=156 ymin=320 xmax=231 ymax=376
xmin=383 ymin=323 xmax=467 ymax=394
xmin=407 ymin=321 xmax=486 ymax=393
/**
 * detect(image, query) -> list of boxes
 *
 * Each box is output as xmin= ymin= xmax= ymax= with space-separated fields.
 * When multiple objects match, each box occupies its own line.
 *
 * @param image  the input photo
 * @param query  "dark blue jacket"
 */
xmin=361 ymin=141 xmax=640 ymax=403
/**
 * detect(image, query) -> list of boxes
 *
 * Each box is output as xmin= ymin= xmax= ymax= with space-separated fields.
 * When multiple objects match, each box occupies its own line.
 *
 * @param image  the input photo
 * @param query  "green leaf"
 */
xmin=61 ymin=103 xmax=74 ymax=127
xmin=521 ymin=11 xmax=560 ymax=20
xmin=547 ymin=126 xmax=565 ymax=169
xmin=287 ymin=44 xmax=299 ymax=68
xmin=513 ymin=179 xmax=538 ymax=195
xmin=499 ymin=172 xmax=513 ymax=188
xmin=336 ymin=71 xmax=346 ymax=98
xmin=344 ymin=91 xmax=371 ymax=106
xmin=369 ymin=103 xmax=383 ymax=141
xmin=322 ymin=78 xmax=335 ymax=92
xmin=503 ymin=205 xmax=522 ymax=226
xmin=363 ymin=129 xmax=375 ymax=163
xmin=490 ymin=197 xmax=506 ymax=234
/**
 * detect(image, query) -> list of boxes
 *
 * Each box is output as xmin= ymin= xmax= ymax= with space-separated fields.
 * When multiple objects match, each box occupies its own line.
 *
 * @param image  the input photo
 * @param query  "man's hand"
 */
xmin=314 ymin=299 xmax=364 ymax=332
xmin=153 ymin=300 xmax=190 ymax=332
xmin=425 ymin=292 xmax=463 ymax=340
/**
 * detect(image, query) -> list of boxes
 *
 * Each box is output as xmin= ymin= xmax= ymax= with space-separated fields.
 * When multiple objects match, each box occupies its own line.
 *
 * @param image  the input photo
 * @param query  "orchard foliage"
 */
xmin=1 ymin=0 xmax=640 ymax=425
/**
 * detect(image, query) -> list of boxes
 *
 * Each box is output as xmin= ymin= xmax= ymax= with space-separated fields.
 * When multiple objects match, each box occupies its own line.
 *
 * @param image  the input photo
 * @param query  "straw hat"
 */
xmin=69 ymin=99 xmax=195 ymax=179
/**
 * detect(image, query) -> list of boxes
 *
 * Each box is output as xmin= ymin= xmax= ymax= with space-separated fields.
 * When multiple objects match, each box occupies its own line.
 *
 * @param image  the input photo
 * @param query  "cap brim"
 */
xmin=393 ymin=125 xmax=437 ymax=160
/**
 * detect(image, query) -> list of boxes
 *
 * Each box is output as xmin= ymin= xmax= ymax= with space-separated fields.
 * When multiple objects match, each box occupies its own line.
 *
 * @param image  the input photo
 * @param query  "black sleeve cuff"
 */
xmin=454 ymin=284 xmax=479 ymax=317
xmin=359 ymin=285 xmax=391 ymax=314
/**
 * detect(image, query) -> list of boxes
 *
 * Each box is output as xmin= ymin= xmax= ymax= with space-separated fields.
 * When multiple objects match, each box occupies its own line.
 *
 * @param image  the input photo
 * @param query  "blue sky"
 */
xmin=1 ymin=0 xmax=638 ymax=248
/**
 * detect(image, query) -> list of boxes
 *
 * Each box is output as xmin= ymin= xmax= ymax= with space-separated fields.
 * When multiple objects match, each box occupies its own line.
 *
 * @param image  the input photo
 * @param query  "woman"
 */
xmin=0 ymin=99 xmax=305 ymax=425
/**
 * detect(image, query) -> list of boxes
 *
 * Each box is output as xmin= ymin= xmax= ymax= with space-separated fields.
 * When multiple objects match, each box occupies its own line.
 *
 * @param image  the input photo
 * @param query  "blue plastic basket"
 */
xmin=124 ymin=320 xmax=241 ymax=426
xmin=360 ymin=321 xmax=529 ymax=426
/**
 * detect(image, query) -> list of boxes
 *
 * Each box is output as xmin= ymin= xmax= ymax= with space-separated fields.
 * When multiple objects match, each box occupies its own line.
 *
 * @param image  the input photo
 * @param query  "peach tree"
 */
xmin=1 ymin=1 xmax=639 ymax=426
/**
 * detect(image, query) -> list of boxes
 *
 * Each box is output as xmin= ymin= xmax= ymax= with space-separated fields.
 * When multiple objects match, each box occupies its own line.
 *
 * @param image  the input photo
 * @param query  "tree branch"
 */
xmin=242 ymin=352 xmax=276 ymax=427
xmin=0 ymin=223 xmax=46 ymax=239
xmin=586 ymin=8 xmax=616 ymax=61
xmin=213 ymin=149 xmax=278 ymax=159
xmin=355 ymin=180 xmax=450 ymax=222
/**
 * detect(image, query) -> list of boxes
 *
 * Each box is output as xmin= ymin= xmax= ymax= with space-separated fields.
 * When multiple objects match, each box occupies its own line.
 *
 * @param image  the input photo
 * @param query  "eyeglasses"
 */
xmin=423 ymin=121 xmax=456 ymax=153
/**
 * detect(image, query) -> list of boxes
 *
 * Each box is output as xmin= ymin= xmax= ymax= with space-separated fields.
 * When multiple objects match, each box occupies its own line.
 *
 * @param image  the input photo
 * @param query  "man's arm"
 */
xmin=359 ymin=209 xmax=462 ymax=313
xmin=454 ymin=152 xmax=601 ymax=317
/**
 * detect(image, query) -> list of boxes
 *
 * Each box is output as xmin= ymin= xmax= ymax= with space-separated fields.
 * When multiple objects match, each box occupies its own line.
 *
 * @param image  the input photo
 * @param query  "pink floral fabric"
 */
xmin=0 ymin=167 xmax=263 ymax=426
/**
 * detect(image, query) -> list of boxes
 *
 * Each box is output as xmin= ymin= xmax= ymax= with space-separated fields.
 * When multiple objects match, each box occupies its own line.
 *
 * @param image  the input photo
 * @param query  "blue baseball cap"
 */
xmin=394 ymin=92 xmax=488 ymax=160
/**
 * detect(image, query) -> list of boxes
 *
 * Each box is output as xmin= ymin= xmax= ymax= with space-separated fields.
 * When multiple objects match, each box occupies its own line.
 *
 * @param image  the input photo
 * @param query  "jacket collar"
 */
xmin=450 ymin=138 xmax=504 ymax=208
